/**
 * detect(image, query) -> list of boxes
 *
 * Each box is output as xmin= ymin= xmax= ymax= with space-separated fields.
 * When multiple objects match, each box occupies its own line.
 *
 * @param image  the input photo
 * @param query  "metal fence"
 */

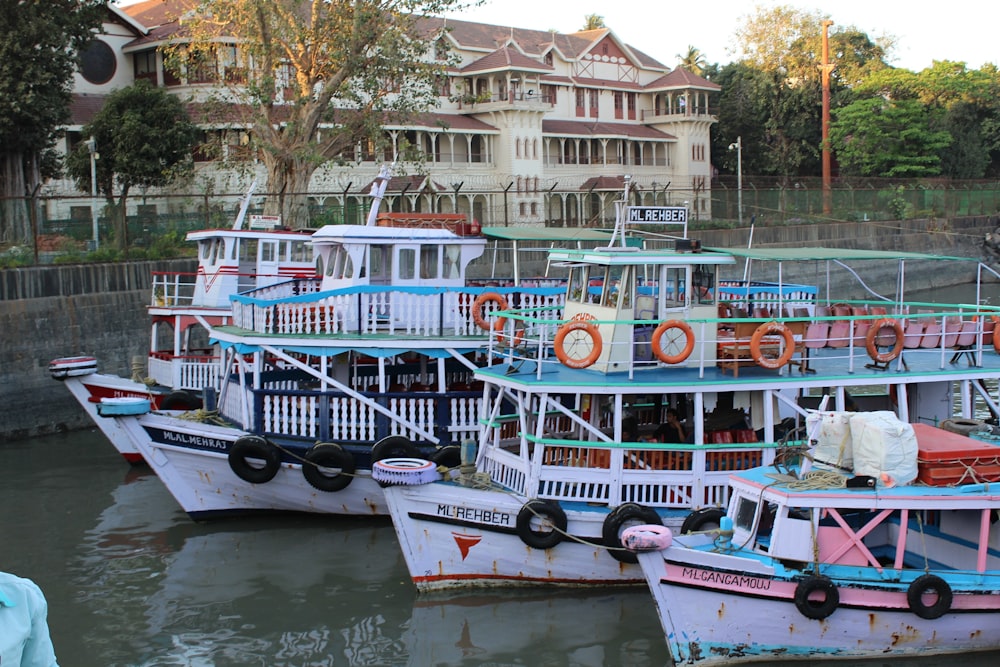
xmin=3 ymin=178 xmax=1000 ymax=265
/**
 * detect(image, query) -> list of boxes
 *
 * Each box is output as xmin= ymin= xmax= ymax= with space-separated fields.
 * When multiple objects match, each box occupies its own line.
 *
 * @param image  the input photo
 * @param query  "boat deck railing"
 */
xmin=217 ymin=374 xmax=485 ymax=447
xmin=228 ymin=283 xmax=566 ymax=337
xmin=150 ymin=272 xmax=324 ymax=309
xmin=490 ymin=300 xmax=1000 ymax=380
xmin=148 ymin=351 xmax=220 ymax=391
xmin=478 ymin=420 xmax=791 ymax=510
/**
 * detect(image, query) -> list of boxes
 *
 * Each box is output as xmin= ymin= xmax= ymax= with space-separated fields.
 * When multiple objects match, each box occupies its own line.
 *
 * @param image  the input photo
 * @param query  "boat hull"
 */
xmin=383 ymin=477 xmax=695 ymax=591
xmin=57 ymin=373 xmax=159 ymax=463
xmin=635 ymin=547 xmax=1000 ymax=665
xmin=118 ymin=412 xmax=394 ymax=519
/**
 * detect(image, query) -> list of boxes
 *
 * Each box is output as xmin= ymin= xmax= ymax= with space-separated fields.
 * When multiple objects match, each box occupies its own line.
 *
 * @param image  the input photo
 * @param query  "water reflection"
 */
xmin=7 ymin=430 xmax=1000 ymax=667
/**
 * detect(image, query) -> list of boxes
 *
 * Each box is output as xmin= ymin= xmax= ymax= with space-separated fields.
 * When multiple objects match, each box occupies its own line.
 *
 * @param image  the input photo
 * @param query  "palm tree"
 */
xmin=582 ymin=14 xmax=606 ymax=30
xmin=677 ymin=46 xmax=707 ymax=75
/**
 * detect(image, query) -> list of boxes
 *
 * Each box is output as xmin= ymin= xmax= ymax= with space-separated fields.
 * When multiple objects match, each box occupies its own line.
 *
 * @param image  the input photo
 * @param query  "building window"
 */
xmin=589 ymin=90 xmax=598 ymax=118
xmin=575 ymin=89 xmax=585 ymax=117
xmin=627 ymin=92 xmax=636 ymax=120
xmin=133 ymin=50 xmax=157 ymax=84
xmin=80 ymin=39 xmax=116 ymax=85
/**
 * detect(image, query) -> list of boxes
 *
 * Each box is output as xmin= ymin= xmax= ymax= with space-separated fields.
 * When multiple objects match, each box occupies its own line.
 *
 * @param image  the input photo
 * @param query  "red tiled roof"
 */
xmin=579 ymin=175 xmax=629 ymax=191
xmin=358 ymin=174 xmax=445 ymax=194
xmin=460 ymin=46 xmax=553 ymax=74
xmin=645 ymin=68 xmax=720 ymax=91
xmin=542 ymin=119 xmax=675 ymax=141
xmin=69 ymin=94 xmax=108 ymax=126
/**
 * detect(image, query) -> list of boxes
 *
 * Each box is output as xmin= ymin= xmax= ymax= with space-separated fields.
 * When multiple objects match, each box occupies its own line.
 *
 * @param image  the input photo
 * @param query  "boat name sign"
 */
xmin=626 ymin=206 xmax=687 ymax=223
xmin=146 ymin=426 xmax=229 ymax=452
xmin=681 ymin=567 xmax=773 ymax=591
xmin=437 ymin=503 xmax=512 ymax=527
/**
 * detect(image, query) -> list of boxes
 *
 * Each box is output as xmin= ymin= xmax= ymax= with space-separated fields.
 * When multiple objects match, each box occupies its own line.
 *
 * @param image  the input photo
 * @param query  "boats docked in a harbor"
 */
xmin=50 ymin=182 xmax=316 ymax=463
xmin=78 ymin=166 xmax=609 ymax=519
xmin=378 ymin=178 xmax=1000 ymax=591
xmin=625 ymin=412 xmax=1000 ymax=665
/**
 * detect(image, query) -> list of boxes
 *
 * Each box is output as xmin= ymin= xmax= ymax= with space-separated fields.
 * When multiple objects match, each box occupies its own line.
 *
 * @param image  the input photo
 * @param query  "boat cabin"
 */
xmin=184 ymin=228 xmax=317 ymax=308
xmin=310 ymin=224 xmax=487 ymax=291
xmin=550 ymin=246 xmax=736 ymax=372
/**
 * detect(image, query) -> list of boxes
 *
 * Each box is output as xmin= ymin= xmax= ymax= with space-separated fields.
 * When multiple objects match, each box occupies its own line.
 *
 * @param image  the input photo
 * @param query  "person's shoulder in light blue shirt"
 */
xmin=0 ymin=571 xmax=58 ymax=667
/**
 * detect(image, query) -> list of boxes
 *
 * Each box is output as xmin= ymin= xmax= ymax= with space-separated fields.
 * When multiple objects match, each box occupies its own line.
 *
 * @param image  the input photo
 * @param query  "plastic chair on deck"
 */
xmin=949 ymin=320 xmax=979 ymax=365
xmin=851 ymin=306 xmax=870 ymax=347
xmin=942 ymin=316 xmax=963 ymax=348
xmin=920 ymin=318 xmax=943 ymax=349
xmin=903 ymin=319 xmax=925 ymax=349
xmin=827 ymin=305 xmax=852 ymax=349
xmin=800 ymin=321 xmax=829 ymax=373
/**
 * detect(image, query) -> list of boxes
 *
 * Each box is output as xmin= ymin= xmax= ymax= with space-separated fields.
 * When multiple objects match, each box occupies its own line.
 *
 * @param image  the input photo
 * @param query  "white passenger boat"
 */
xmin=627 ymin=412 xmax=1000 ymax=664
xmin=84 ymin=167 xmax=615 ymax=519
xmin=379 ymin=177 xmax=1000 ymax=591
xmin=51 ymin=182 xmax=316 ymax=463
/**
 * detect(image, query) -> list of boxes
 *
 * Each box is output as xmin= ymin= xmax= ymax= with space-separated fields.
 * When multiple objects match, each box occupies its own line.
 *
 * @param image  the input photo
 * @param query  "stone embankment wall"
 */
xmin=0 ymin=259 xmax=196 ymax=441
xmin=1 ymin=216 xmax=997 ymax=441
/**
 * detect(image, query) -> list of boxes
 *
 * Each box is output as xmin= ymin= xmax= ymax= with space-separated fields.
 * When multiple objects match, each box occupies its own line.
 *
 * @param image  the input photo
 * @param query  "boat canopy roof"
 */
xmin=310 ymin=225 xmax=483 ymax=244
xmin=482 ymin=227 xmax=615 ymax=243
xmin=548 ymin=246 xmax=738 ymax=267
xmin=711 ymin=247 xmax=975 ymax=262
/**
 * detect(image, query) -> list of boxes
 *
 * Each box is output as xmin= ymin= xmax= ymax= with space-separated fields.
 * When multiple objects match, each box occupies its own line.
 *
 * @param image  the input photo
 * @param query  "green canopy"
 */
xmin=707 ymin=247 xmax=975 ymax=262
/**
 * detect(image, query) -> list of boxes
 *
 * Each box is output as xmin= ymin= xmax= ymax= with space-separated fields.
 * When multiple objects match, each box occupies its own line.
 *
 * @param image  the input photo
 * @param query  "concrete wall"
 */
xmin=2 ymin=216 xmax=997 ymax=441
xmin=0 ymin=260 xmax=196 ymax=441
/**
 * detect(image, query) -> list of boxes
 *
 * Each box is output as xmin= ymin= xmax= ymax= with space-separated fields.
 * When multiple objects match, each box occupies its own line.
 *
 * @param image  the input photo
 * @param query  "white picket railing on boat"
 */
xmin=148 ymin=353 xmax=221 ymax=392
xmin=229 ymin=285 xmax=565 ymax=337
xmin=221 ymin=379 xmax=483 ymax=445
xmin=478 ymin=433 xmax=777 ymax=511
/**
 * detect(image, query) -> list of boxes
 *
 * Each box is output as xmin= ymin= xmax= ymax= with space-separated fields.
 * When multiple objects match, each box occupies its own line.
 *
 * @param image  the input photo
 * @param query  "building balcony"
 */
xmin=457 ymin=91 xmax=553 ymax=114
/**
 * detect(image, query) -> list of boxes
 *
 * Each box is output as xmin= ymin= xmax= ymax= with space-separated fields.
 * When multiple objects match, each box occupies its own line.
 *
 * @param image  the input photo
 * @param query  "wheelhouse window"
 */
xmin=420 ymin=245 xmax=439 ymax=279
xmin=399 ymin=248 xmax=416 ymax=280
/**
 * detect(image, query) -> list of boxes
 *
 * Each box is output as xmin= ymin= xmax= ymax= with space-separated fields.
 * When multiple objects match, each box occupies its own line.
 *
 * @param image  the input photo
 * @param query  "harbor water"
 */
xmin=4 ymin=430 xmax=1000 ymax=667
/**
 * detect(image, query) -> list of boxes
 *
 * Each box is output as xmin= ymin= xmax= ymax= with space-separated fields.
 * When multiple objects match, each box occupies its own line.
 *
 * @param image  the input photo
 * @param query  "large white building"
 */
xmin=63 ymin=1 xmax=719 ymax=226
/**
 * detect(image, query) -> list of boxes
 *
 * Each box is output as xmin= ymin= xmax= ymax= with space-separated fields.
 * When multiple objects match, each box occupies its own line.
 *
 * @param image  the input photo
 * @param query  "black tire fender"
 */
xmin=228 ymin=435 xmax=281 ymax=484
xmin=429 ymin=445 xmax=462 ymax=469
xmin=794 ymin=575 xmax=839 ymax=620
xmin=602 ymin=503 xmax=663 ymax=564
xmin=302 ymin=442 xmax=356 ymax=492
xmin=160 ymin=390 xmax=203 ymax=411
xmin=370 ymin=435 xmax=420 ymax=463
xmin=680 ymin=507 xmax=726 ymax=534
xmin=907 ymin=574 xmax=952 ymax=619
xmin=515 ymin=498 xmax=567 ymax=550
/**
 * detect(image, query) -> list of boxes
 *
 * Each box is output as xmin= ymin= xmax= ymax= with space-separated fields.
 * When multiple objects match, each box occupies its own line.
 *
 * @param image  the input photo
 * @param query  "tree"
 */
xmin=0 ymin=0 xmax=103 ymax=244
xmin=731 ymin=5 xmax=893 ymax=84
xmin=830 ymin=98 xmax=951 ymax=177
xmin=65 ymin=81 xmax=199 ymax=251
xmin=582 ymin=14 xmax=605 ymax=30
xmin=170 ymin=0 xmax=471 ymax=228
xmin=676 ymin=46 xmax=707 ymax=77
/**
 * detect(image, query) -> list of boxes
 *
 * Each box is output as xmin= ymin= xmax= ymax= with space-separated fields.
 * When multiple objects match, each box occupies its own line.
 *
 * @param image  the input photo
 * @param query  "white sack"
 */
xmin=849 ymin=411 xmax=918 ymax=486
xmin=807 ymin=410 xmax=854 ymax=472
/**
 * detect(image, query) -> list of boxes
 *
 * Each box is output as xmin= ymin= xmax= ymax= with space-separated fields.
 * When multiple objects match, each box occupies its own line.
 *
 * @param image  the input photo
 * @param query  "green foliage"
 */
xmin=65 ymin=81 xmax=199 ymax=199
xmin=830 ymin=98 xmax=952 ymax=177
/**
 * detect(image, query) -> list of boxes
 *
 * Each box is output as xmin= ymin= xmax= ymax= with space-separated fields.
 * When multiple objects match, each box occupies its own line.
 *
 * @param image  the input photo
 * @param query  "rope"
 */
xmin=781 ymin=469 xmax=847 ymax=491
xmin=130 ymin=358 xmax=156 ymax=386
xmin=175 ymin=409 xmax=229 ymax=426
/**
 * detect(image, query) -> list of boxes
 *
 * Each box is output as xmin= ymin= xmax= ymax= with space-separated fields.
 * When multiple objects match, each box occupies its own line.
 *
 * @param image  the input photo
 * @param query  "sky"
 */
xmin=439 ymin=0 xmax=997 ymax=73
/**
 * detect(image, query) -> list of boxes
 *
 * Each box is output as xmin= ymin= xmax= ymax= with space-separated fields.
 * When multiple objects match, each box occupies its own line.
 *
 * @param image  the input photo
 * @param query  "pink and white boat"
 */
xmin=627 ymin=415 xmax=1000 ymax=664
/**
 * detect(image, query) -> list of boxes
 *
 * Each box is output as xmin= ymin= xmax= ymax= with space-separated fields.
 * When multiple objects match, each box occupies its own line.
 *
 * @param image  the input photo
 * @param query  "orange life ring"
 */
xmin=472 ymin=292 xmax=508 ymax=331
xmin=750 ymin=322 xmax=795 ymax=369
xmin=866 ymin=318 xmax=904 ymax=363
xmin=554 ymin=320 xmax=603 ymax=369
xmin=651 ymin=320 xmax=695 ymax=364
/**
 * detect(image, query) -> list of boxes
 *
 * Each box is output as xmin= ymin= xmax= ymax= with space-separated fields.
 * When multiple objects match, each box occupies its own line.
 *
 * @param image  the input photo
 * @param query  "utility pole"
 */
xmin=821 ymin=20 xmax=834 ymax=216
xmin=86 ymin=136 xmax=100 ymax=250
xmin=728 ymin=137 xmax=743 ymax=226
